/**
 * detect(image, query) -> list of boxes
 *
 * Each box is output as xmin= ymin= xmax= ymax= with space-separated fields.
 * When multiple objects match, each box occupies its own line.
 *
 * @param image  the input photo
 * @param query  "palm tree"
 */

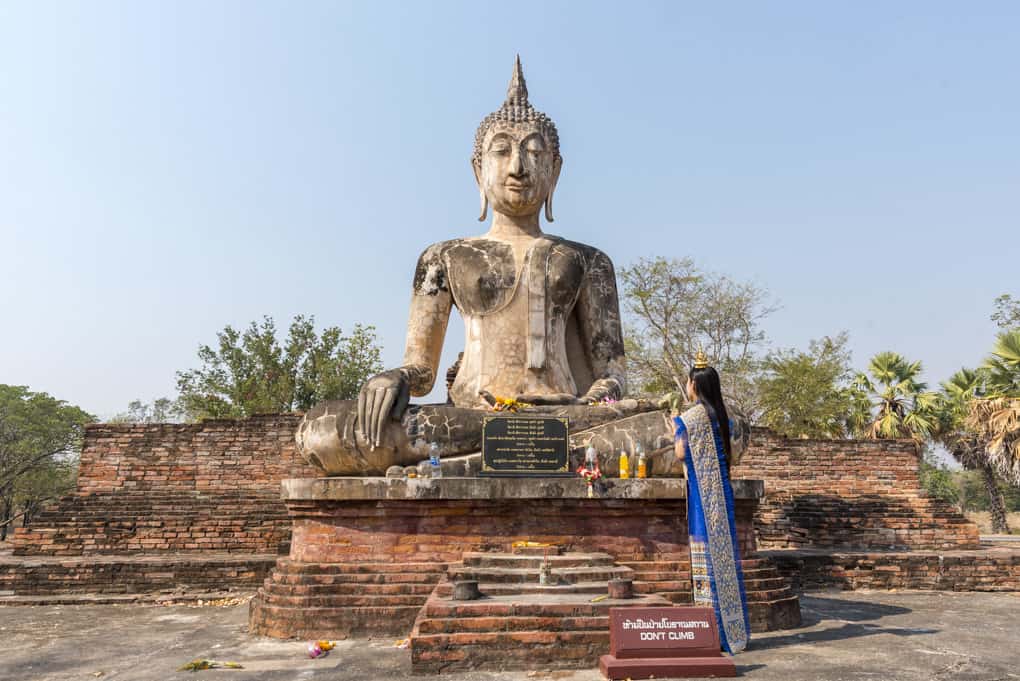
xmin=853 ymin=351 xmax=938 ymax=441
xmin=967 ymin=330 xmax=1020 ymax=486
xmin=935 ymin=368 xmax=1010 ymax=533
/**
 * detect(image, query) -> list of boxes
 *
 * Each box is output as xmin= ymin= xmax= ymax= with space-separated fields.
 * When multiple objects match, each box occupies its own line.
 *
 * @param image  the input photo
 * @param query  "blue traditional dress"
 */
xmin=674 ymin=402 xmax=750 ymax=654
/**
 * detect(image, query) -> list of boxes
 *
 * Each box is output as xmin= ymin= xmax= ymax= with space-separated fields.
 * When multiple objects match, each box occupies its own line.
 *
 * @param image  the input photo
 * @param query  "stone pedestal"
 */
xmin=248 ymin=476 xmax=801 ymax=646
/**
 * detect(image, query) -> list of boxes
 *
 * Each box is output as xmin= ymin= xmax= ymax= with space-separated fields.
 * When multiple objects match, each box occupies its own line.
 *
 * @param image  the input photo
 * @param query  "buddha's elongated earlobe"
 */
xmin=473 ymin=161 xmax=488 ymax=221
xmin=545 ymin=157 xmax=562 ymax=223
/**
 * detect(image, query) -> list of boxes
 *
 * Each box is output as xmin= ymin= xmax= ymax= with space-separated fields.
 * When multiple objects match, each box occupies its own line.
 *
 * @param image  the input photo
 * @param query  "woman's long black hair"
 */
xmin=689 ymin=366 xmax=732 ymax=466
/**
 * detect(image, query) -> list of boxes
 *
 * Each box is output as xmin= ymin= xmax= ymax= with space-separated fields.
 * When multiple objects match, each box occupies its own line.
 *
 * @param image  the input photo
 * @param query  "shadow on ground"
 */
xmin=748 ymin=592 xmax=935 ymax=652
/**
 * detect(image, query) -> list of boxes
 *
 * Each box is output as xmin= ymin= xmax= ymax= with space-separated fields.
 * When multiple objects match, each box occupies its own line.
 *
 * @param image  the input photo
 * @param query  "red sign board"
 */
xmin=609 ymin=606 xmax=720 ymax=659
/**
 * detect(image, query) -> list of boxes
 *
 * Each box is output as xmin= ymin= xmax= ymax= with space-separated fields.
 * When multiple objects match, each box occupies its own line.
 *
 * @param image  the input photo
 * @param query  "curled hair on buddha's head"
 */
xmin=472 ymin=55 xmax=562 ymax=169
xmin=689 ymin=353 xmax=733 ymax=467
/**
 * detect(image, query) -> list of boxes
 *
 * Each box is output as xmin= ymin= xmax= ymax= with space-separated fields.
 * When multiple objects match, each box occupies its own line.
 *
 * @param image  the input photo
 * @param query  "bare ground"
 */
xmin=2 ymin=590 xmax=1020 ymax=681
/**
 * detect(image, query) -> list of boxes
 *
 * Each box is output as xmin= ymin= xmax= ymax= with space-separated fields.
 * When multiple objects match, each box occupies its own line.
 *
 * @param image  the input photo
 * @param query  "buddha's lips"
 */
xmin=504 ymin=182 xmax=530 ymax=191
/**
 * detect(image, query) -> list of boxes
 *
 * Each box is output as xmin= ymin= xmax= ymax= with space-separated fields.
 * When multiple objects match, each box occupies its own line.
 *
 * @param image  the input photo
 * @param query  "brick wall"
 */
xmin=734 ymin=429 xmax=979 ymax=550
xmin=12 ymin=415 xmax=314 ymax=556
xmin=12 ymin=416 xmax=979 ymax=558
xmin=75 ymin=415 xmax=309 ymax=495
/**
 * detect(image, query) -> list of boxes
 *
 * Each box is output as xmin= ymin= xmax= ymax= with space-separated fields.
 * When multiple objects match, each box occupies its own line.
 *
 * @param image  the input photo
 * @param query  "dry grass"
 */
xmin=965 ymin=511 xmax=1020 ymax=535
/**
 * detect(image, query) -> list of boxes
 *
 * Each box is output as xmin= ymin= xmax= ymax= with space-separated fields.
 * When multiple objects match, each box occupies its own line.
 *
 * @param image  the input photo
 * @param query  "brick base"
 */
xmin=0 ymin=552 xmax=276 ymax=597
xmin=250 ymin=490 xmax=802 ymax=665
xmin=764 ymin=546 xmax=1020 ymax=592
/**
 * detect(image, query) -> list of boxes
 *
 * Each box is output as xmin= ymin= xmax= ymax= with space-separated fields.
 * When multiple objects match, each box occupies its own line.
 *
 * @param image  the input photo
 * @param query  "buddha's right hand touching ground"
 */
xmin=357 ymin=369 xmax=410 ymax=449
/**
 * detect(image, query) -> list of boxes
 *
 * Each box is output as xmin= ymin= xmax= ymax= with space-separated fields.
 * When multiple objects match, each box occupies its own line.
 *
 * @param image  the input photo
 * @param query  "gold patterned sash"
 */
xmin=682 ymin=403 xmax=749 ymax=653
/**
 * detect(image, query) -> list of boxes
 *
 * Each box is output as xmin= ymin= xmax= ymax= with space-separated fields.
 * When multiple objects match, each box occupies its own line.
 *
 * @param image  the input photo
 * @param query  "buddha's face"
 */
xmin=475 ymin=123 xmax=560 ymax=217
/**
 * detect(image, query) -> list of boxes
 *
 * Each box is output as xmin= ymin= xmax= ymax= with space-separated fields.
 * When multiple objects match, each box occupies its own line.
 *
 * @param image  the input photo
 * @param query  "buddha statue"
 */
xmin=297 ymin=58 xmax=673 ymax=476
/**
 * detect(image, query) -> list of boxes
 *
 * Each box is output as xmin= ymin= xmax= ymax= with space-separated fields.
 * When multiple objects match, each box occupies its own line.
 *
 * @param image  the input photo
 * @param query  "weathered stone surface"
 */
xmin=296 ymin=399 xmax=661 ymax=476
xmin=300 ymin=59 xmax=633 ymax=472
xmin=280 ymin=476 xmax=764 ymax=501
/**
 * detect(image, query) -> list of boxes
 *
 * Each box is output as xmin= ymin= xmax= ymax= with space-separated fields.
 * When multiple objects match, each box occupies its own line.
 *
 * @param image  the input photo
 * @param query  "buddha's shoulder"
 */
xmin=416 ymin=237 xmax=509 ymax=264
xmin=544 ymin=235 xmax=615 ymax=267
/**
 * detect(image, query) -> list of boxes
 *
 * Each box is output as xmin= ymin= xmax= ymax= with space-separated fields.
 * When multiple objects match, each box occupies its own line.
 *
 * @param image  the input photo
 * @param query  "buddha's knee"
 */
xmin=296 ymin=400 xmax=358 ymax=472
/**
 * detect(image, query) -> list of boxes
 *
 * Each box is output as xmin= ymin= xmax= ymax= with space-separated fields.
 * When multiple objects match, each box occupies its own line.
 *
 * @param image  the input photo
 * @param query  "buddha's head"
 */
xmin=472 ymin=56 xmax=562 ymax=222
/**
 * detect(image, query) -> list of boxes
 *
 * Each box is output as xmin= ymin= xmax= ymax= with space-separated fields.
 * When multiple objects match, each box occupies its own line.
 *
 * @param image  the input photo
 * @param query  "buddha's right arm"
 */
xmin=400 ymin=291 xmax=453 ymax=396
xmin=358 ymin=246 xmax=453 ymax=447
xmin=400 ymin=244 xmax=454 ymax=396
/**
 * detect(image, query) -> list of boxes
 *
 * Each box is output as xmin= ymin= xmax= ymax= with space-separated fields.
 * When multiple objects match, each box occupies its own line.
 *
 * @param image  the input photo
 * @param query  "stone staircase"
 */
xmin=0 ymin=551 xmax=276 ymax=599
xmin=411 ymin=549 xmax=672 ymax=674
xmin=249 ymin=559 xmax=446 ymax=639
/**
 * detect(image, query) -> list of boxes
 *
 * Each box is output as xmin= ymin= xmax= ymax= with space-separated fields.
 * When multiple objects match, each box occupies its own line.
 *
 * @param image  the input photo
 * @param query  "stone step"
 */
xmin=410 ymin=630 xmax=608 ymax=673
xmin=748 ymin=595 xmax=802 ymax=631
xmin=746 ymin=588 xmax=795 ymax=604
xmin=510 ymin=546 xmax=563 ymax=556
xmin=272 ymin=572 xmax=442 ymax=586
xmin=434 ymin=581 xmax=608 ymax=598
xmin=623 ymin=567 xmax=776 ymax=581
xmin=274 ymin=560 xmax=447 ymax=575
xmin=249 ymin=599 xmax=423 ymax=639
xmin=744 ymin=576 xmax=789 ymax=591
xmin=461 ymin=552 xmax=615 ymax=569
xmin=422 ymin=593 xmax=670 ymax=619
xmin=416 ymin=614 xmax=609 ymax=634
xmin=447 ymin=565 xmax=633 ymax=585
xmin=260 ymin=591 xmax=429 ymax=608
xmin=620 ymin=570 xmax=691 ymax=581
xmin=632 ymin=580 xmax=689 ymax=593
xmin=654 ymin=591 xmax=694 ymax=604
xmin=263 ymin=581 xmax=437 ymax=597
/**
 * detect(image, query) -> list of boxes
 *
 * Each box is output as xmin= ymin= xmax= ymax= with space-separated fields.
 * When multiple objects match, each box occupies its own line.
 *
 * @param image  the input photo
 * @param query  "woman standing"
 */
xmin=674 ymin=351 xmax=751 ymax=654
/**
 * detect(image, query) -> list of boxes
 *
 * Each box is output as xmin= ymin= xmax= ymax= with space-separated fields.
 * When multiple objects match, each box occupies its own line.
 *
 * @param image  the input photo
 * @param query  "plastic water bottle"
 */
xmin=429 ymin=443 xmax=443 ymax=479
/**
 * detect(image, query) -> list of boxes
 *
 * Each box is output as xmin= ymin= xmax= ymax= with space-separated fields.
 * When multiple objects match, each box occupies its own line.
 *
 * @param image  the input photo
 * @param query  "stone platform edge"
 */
xmin=280 ymin=476 xmax=764 ymax=501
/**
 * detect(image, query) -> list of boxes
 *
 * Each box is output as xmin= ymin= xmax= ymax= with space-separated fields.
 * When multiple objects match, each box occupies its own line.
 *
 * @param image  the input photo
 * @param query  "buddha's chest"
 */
xmin=444 ymin=238 xmax=586 ymax=317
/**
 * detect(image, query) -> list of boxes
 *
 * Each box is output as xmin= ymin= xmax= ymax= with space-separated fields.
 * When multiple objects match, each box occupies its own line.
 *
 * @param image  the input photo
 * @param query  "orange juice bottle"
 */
xmin=619 ymin=450 xmax=630 ymax=479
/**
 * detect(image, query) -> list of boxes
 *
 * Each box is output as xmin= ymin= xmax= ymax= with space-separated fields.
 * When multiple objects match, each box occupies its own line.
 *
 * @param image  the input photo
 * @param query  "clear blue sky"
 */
xmin=1 ymin=1 xmax=1017 ymax=418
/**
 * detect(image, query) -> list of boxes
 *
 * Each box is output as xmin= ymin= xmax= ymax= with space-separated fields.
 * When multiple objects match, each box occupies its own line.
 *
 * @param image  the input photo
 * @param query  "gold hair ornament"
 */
xmin=694 ymin=348 xmax=710 ymax=369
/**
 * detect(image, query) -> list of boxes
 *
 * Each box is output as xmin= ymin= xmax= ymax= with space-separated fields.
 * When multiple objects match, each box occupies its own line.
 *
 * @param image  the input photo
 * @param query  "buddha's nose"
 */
xmin=509 ymin=148 xmax=525 ymax=177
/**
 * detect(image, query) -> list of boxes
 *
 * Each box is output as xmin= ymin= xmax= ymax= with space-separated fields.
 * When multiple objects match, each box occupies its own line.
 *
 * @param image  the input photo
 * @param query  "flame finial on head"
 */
xmin=472 ymin=56 xmax=561 ymax=166
xmin=694 ymin=347 xmax=710 ymax=370
xmin=506 ymin=54 xmax=529 ymax=107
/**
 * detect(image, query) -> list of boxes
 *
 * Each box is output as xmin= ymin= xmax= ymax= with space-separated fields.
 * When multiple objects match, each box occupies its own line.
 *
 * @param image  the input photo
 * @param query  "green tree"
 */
xmin=10 ymin=458 xmax=77 ymax=529
xmin=620 ymin=256 xmax=776 ymax=417
xmin=175 ymin=315 xmax=383 ymax=420
xmin=968 ymin=330 xmax=1020 ymax=486
xmin=852 ymin=351 xmax=938 ymax=441
xmin=757 ymin=333 xmax=859 ymax=438
xmin=0 ymin=385 xmax=92 ymax=538
xmin=991 ymin=293 xmax=1020 ymax=330
xmin=109 ymin=397 xmax=183 ymax=423
xmin=918 ymin=453 xmax=959 ymax=505
xmin=934 ymin=368 xmax=1010 ymax=533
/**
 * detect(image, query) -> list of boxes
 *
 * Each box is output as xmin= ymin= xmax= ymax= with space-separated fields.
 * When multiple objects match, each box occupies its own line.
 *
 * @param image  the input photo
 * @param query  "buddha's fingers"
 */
xmin=375 ymin=388 xmax=397 ymax=448
xmin=369 ymin=389 xmax=387 ymax=449
xmin=357 ymin=389 xmax=368 ymax=442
